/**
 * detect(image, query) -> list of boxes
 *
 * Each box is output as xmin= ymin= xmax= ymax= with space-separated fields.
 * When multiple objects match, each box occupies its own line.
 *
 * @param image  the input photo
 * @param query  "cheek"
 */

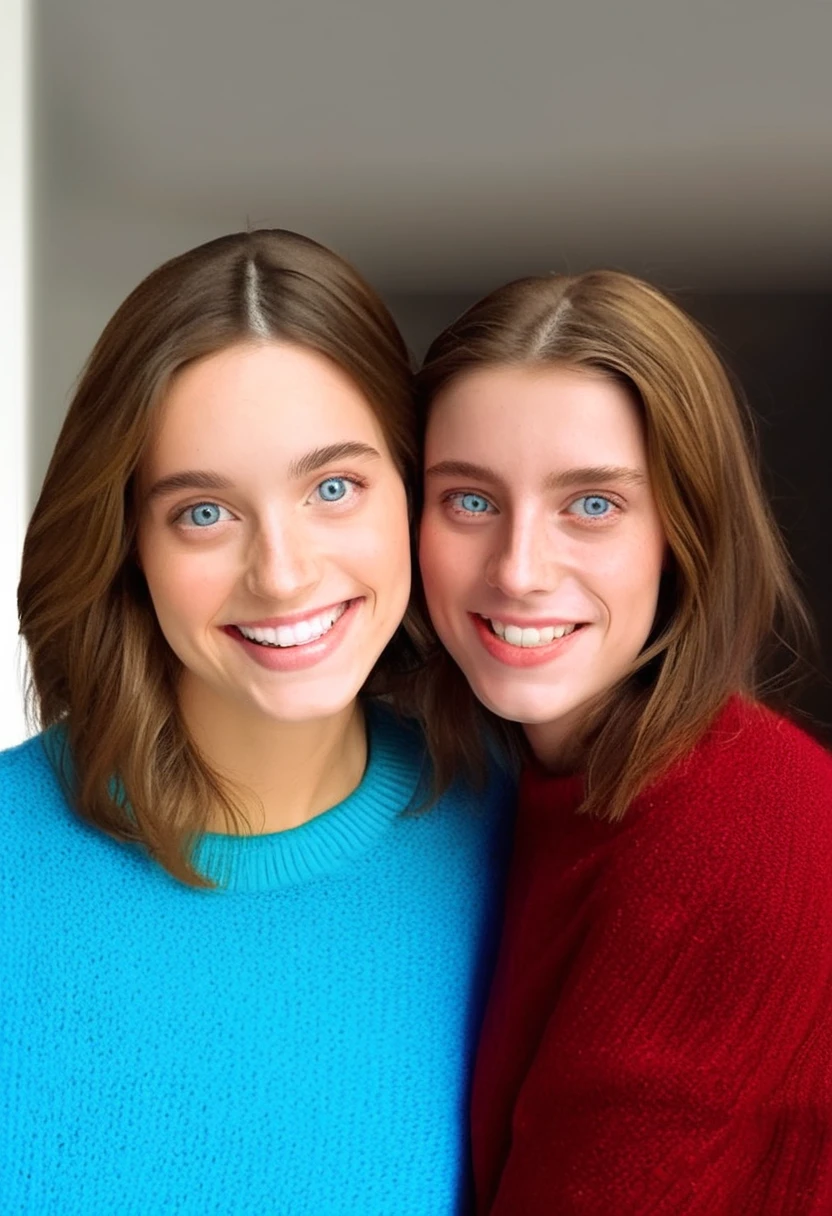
xmin=363 ymin=528 xmax=412 ymax=602
xmin=418 ymin=529 xmax=474 ymax=634
xmin=338 ymin=491 xmax=411 ymax=596
xmin=600 ymin=536 xmax=665 ymax=624
xmin=138 ymin=533 xmax=234 ymax=626
xmin=417 ymin=521 xmax=444 ymax=598
xmin=419 ymin=518 xmax=479 ymax=598
xmin=374 ymin=498 xmax=411 ymax=563
xmin=418 ymin=513 xmax=449 ymax=575
xmin=365 ymin=515 xmax=412 ymax=623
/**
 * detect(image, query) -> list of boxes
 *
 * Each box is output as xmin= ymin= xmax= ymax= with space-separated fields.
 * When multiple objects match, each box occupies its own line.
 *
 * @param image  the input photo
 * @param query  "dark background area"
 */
xmin=692 ymin=293 xmax=831 ymax=737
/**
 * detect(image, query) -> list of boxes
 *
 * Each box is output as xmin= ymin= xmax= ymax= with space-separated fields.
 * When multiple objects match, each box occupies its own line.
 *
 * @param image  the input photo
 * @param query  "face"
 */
xmin=419 ymin=364 xmax=666 ymax=761
xmin=137 ymin=342 xmax=411 ymax=729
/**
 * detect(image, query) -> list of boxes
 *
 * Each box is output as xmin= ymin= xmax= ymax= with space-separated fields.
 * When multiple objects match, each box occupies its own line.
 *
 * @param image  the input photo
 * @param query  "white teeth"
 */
xmin=486 ymin=618 xmax=577 ymax=648
xmin=237 ymin=603 xmax=347 ymax=648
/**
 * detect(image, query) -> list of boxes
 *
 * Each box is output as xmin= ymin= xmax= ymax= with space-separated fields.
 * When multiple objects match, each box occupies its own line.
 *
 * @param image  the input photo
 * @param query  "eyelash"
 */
xmin=171 ymin=473 xmax=369 ymax=529
xmin=310 ymin=473 xmax=367 ymax=506
xmin=443 ymin=491 xmax=497 ymax=518
xmin=564 ymin=493 xmax=623 ymax=522
xmin=173 ymin=502 xmax=236 ymax=529
xmin=442 ymin=490 xmax=624 ymax=522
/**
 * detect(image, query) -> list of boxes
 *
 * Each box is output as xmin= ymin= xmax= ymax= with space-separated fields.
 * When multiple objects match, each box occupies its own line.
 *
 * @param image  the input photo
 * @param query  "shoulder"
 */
xmin=0 ymin=729 xmax=65 ymax=802
xmin=693 ymin=694 xmax=830 ymax=776
xmin=638 ymin=696 xmax=832 ymax=834
xmin=552 ymin=702 xmax=832 ymax=1035
xmin=609 ymin=698 xmax=832 ymax=953
xmin=0 ymin=727 xmax=90 ymax=862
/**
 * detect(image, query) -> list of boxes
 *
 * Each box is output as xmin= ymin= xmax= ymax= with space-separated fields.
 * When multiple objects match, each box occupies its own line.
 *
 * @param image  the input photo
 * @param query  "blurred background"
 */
xmin=5 ymin=0 xmax=831 ymax=742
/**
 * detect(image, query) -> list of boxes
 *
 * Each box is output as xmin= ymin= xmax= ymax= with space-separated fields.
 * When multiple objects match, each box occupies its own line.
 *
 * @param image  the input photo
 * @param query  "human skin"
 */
xmin=419 ymin=363 xmax=666 ymax=766
xmin=136 ymin=341 xmax=411 ymax=824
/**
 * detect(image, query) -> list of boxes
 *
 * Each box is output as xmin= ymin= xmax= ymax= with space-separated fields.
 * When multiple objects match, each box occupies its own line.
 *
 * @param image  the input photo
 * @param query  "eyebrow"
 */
xmin=287 ymin=441 xmax=381 ymax=478
xmin=145 ymin=470 xmax=233 ymax=502
xmin=145 ymin=442 xmax=382 ymax=502
xmin=424 ymin=460 xmax=647 ymax=491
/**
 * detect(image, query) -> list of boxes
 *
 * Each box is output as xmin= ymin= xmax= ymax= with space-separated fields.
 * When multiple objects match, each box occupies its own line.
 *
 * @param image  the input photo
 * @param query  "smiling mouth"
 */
xmin=233 ymin=602 xmax=350 ymax=649
xmin=479 ymin=615 xmax=583 ymax=649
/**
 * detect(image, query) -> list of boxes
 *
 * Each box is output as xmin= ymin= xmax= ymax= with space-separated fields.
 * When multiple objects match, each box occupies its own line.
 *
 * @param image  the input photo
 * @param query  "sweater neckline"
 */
xmin=190 ymin=704 xmax=425 ymax=893
xmin=520 ymin=763 xmax=585 ymax=818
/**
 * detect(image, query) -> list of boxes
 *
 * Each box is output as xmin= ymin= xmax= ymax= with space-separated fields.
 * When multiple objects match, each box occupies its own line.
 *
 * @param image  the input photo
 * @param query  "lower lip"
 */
xmin=470 ymin=613 xmax=585 ymax=668
xmin=223 ymin=600 xmax=361 ymax=672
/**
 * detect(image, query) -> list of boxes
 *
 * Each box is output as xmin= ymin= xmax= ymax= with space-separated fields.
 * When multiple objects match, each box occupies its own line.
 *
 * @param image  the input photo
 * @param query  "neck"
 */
xmin=178 ymin=677 xmax=368 ymax=834
xmin=524 ymin=710 xmax=587 ymax=775
xmin=524 ymin=689 xmax=618 ymax=773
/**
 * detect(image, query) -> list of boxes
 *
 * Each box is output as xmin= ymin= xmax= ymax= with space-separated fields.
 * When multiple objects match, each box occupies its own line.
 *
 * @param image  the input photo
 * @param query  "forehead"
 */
xmin=145 ymin=341 xmax=386 ymax=470
xmin=426 ymin=364 xmax=647 ymax=471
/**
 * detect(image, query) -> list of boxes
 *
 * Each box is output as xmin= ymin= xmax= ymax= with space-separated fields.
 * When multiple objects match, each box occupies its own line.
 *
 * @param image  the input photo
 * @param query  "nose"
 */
xmin=485 ymin=510 xmax=555 ymax=599
xmin=243 ymin=513 xmax=320 ymax=602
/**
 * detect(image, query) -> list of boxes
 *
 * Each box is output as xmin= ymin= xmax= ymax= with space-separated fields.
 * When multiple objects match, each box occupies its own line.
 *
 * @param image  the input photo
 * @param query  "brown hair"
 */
xmin=415 ymin=269 xmax=814 ymax=819
xmin=20 ymin=229 xmax=423 ymax=885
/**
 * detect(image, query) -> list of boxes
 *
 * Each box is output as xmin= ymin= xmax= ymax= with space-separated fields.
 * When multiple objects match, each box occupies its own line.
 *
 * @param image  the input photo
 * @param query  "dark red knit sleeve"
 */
xmin=488 ymin=716 xmax=832 ymax=1215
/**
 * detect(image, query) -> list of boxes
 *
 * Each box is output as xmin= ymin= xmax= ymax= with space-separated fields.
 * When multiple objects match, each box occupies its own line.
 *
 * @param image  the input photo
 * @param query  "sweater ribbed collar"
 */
xmin=190 ymin=703 xmax=425 ymax=893
xmin=520 ymin=761 xmax=585 ymax=820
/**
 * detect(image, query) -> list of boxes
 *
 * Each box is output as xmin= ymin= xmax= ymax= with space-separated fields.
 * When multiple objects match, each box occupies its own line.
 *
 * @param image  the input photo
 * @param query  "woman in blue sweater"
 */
xmin=0 ymin=230 xmax=511 ymax=1214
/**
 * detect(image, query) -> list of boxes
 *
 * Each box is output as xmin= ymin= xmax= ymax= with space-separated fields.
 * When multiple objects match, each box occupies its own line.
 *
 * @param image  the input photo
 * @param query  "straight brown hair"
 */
xmin=19 ymin=229 xmax=424 ymax=885
xmin=415 ymin=270 xmax=815 ymax=819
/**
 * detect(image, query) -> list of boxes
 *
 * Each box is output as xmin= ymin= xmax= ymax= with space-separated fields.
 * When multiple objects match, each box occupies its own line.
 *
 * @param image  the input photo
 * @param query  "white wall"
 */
xmin=0 ymin=0 xmax=30 ymax=747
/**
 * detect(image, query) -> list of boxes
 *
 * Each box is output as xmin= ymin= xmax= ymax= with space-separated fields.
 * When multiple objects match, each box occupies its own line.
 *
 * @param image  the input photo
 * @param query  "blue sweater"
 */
xmin=0 ymin=705 xmax=512 ymax=1215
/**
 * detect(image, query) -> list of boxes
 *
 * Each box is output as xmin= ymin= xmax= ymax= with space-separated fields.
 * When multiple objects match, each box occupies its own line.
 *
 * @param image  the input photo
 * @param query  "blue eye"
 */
xmin=183 ymin=502 xmax=230 ymax=527
xmin=568 ymin=495 xmax=614 ymax=519
xmin=451 ymin=492 xmax=493 ymax=515
xmin=316 ymin=477 xmax=349 ymax=502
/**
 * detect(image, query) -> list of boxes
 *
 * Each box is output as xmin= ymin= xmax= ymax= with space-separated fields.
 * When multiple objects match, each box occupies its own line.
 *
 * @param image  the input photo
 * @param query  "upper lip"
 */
xmin=231 ymin=599 xmax=355 ymax=628
xmin=474 ymin=612 xmax=585 ymax=629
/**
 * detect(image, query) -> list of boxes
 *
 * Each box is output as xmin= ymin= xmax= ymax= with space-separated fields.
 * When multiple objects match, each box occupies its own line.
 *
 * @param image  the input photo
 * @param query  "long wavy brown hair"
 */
xmin=415 ymin=270 xmax=816 ymax=819
xmin=19 ymin=229 xmax=425 ymax=885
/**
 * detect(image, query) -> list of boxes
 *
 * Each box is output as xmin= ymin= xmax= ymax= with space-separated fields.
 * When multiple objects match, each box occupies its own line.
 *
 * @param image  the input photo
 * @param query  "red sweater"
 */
xmin=472 ymin=698 xmax=832 ymax=1214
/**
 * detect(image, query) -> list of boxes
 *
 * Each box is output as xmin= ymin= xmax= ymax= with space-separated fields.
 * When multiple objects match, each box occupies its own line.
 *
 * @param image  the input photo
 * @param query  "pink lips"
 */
xmin=224 ymin=599 xmax=361 ymax=672
xmin=470 ymin=612 xmax=584 ymax=668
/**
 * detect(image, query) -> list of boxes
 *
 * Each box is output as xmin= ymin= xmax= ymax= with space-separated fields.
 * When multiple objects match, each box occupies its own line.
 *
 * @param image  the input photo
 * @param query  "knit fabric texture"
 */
xmin=0 ymin=703 xmax=513 ymax=1214
xmin=472 ymin=696 xmax=832 ymax=1214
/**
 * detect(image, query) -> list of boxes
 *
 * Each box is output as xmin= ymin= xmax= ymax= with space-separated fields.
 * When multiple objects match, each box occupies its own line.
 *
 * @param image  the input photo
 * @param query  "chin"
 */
xmin=244 ymin=678 xmax=363 ymax=725
xmin=254 ymin=697 xmax=354 ymax=725
xmin=469 ymin=680 xmax=577 ymax=728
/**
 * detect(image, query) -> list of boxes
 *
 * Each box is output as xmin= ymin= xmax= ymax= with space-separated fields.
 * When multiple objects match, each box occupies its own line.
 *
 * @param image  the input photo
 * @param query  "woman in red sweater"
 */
xmin=417 ymin=270 xmax=832 ymax=1214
